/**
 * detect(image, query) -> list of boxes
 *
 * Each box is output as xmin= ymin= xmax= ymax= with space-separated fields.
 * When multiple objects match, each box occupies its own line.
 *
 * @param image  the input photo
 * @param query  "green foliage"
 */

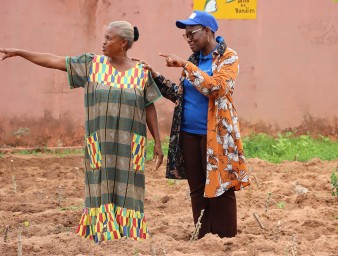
xmin=60 ymin=205 xmax=82 ymax=211
xmin=167 ymin=179 xmax=176 ymax=185
xmin=9 ymin=133 xmax=337 ymax=164
xmin=167 ymin=179 xmax=180 ymax=186
xmin=276 ymin=201 xmax=286 ymax=209
xmin=242 ymin=132 xmax=338 ymax=163
xmin=331 ymin=169 xmax=338 ymax=197
xmin=53 ymin=148 xmax=84 ymax=157
xmin=18 ymin=150 xmax=32 ymax=155
xmin=146 ymin=133 xmax=338 ymax=163
xmin=16 ymin=148 xmax=84 ymax=157
xmin=132 ymin=248 xmax=140 ymax=256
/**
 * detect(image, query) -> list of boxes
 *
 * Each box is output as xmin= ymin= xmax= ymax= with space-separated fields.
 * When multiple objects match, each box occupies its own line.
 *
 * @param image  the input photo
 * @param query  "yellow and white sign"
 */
xmin=193 ymin=0 xmax=257 ymax=19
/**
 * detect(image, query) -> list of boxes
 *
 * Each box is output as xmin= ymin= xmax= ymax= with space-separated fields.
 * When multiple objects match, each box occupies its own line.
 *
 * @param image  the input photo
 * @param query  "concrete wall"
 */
xmin=1 ymin=0 xmax=337 ymax=146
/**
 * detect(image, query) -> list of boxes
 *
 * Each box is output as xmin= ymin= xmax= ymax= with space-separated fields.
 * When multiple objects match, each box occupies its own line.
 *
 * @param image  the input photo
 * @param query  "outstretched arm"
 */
xmin=145 ymin=103 xmax=164 ymax=170
xmin=0 ymin=48 xmax=66 ymax=71
xmin=158 ymin=52 xmax=239 ymax=99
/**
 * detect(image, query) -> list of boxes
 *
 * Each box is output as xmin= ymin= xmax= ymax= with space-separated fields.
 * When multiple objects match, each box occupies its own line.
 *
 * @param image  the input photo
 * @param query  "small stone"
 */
xmin=295 ymin=185 xmax=309 ymax=195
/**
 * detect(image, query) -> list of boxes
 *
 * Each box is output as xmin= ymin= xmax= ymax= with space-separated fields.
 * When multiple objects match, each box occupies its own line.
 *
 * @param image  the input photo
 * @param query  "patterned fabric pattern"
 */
xmin=76 ymin=202 xmax=148 ymax=243
xmin=86 ymin=132 xmax=102 ymax=169
xmin=131 ymin=133 xmax=146 ymax=171
xmin=154 ymin=37 xmax=250 ymax=198
xmin=89 ymin=56 xmax=147 ymax=89
xmin=66 ymin=53 xmax=161 ymax=242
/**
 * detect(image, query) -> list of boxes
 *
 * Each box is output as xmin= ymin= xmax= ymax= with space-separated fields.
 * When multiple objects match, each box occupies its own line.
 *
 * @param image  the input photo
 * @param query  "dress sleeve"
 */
xmin=144 ymin=71 xmax=162 ymax=106
xmin=154 ymin=74 xmax=180 ymax=103
xmin=183 ymin=50 xmax=239 ymax=99
xmin=66 ymin=53 xmax=95 ymax=89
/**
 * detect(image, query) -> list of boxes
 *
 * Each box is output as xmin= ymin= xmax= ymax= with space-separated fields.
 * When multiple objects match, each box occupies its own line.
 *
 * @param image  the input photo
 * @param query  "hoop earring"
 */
xmin=207 ymin=36 xmax=210 ymax=43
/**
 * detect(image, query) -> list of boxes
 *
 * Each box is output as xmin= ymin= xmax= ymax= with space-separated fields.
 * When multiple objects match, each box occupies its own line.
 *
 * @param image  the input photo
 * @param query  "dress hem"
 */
xmin=76 ymin=203 xmax=148 ymax=243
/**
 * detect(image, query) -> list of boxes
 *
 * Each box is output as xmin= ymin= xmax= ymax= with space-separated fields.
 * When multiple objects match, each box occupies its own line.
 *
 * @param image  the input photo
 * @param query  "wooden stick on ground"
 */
xmin=18 ymin=230 xmax=22 ymax=256
xmin=252 ymin=174 xmax=260 ymax=188
xmin=4 ymin=225 xmax=9 ymax=242
xmin=161 ymin=243 xmax=167 ymax=255
xmin=253 ymin=213 xmax=265 ymax=229
xmin=12 ymin=175 xmax=17 ymax=194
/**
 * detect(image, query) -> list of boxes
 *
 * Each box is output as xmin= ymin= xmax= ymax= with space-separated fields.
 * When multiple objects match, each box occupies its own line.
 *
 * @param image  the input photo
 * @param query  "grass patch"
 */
xmin=14 ymin=148 xmax=84 ymax=157
xmin=52 ymin=148 xmax=84 ymax=157
xmin=11 ymin=149 xmax=43 ymax=156
xmin=243 ymin=132 xmax=338 ymax=163
xmin=276 ymin=201 xmax=286 ymax=209
xmin=146 ymin=133 xmax=338 ymax=163
xmin=5 ymin=133 xmax=337 ymax=163
xmin=60 ymin=205 xmax=82 ymax=211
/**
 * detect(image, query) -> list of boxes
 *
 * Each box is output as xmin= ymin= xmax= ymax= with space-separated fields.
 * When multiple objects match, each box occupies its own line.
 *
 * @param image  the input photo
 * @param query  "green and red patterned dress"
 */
xmin=66 ymin=53 xmax=161 ymax=243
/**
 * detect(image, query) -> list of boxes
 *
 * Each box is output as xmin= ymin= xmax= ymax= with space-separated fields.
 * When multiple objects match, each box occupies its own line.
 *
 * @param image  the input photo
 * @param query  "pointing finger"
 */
xmin=158 ymin=53 xmax=169 ymax=58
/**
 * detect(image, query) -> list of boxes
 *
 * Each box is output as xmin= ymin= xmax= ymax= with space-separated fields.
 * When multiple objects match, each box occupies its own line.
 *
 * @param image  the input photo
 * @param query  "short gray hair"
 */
xmin=108 ymin=21 xmax=135 ymax=49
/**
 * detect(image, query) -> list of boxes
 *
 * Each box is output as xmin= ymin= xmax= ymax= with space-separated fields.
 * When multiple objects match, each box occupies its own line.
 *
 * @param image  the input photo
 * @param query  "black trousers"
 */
xmin=181 ymin=131 xmax=237 ymax=239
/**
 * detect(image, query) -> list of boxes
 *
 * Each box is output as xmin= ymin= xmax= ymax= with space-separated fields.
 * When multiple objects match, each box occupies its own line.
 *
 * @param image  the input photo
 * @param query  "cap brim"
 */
xmin=176 ymin=19 xmax=200 ymax=29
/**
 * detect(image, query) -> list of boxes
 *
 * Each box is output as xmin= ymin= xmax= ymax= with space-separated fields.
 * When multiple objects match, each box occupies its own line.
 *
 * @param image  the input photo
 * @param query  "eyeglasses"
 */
xmin=182 ymin=27 xmax=204 ymax=41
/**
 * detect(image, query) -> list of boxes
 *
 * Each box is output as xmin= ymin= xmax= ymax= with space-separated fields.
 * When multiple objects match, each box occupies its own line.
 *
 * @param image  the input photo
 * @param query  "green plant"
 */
xmin=276 ymin=201 xmax=286 ymax=209
xmin=16 ymin=148 xmax=84 ymax=157
xmin=167 ymin=179 xmax=176 ymax=186
xmin=242 ymin=133 xmax=338 ymax=163
xmin=60 ymin=205 xmax=82 ymax=211
xmin=265 ymin=192 xmax=272 ymax=213
xmin=54 ymin=148 xmax=84 ymax=156
xmin=330 ymin=168 xmax=338 ymax=197
xmin=132 ymin=248 xmax=140 ymax=256
xmin=24 ymin=221 xmax=30 ymax=228
xmin=18 ymin=150 xmax=31 ymax=155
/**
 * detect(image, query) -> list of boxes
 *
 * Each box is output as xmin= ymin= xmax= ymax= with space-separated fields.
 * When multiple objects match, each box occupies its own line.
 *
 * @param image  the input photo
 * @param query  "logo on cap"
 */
xmin=189 ymin=13 xmax=197 ymax=19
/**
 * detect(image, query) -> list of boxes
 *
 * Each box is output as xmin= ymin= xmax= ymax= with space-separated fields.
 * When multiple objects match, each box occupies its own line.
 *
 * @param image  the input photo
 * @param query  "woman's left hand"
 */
xmin=159 ymin=53 xmax=188 ymax=68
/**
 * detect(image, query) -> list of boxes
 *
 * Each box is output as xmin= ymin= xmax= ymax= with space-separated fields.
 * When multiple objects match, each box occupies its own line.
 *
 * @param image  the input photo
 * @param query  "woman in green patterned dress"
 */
xmin=0 ymin=21 xmax=163 ymax=243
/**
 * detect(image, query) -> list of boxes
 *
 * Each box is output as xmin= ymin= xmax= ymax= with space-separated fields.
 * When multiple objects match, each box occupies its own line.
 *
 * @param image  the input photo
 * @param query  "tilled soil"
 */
xmin=0 ymin=154 xmax=337 ymax=256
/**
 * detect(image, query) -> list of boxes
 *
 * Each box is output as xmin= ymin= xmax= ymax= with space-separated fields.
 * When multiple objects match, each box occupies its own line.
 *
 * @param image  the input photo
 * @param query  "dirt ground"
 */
xmin=0 ymin=154 xmax=337 ymax=256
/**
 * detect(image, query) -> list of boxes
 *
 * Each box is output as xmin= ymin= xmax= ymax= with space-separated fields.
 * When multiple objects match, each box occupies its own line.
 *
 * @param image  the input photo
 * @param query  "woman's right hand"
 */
xmin=0 ymin=48 xmax=19 ymax=61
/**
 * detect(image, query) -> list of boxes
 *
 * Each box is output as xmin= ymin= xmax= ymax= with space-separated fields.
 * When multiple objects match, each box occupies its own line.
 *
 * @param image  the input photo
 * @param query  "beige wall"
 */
xmin=0 ymin=0 xmax=337 ymax=145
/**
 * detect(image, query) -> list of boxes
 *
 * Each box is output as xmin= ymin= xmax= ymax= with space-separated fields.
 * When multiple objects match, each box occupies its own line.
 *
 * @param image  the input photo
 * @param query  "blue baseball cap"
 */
xmin=176 ymin=11 xmax=218 ymax=32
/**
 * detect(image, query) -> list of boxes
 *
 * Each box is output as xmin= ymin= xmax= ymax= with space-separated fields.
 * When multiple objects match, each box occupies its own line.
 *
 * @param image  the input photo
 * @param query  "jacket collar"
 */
xmin=187 ymin=36 xmax=227 ymax=65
